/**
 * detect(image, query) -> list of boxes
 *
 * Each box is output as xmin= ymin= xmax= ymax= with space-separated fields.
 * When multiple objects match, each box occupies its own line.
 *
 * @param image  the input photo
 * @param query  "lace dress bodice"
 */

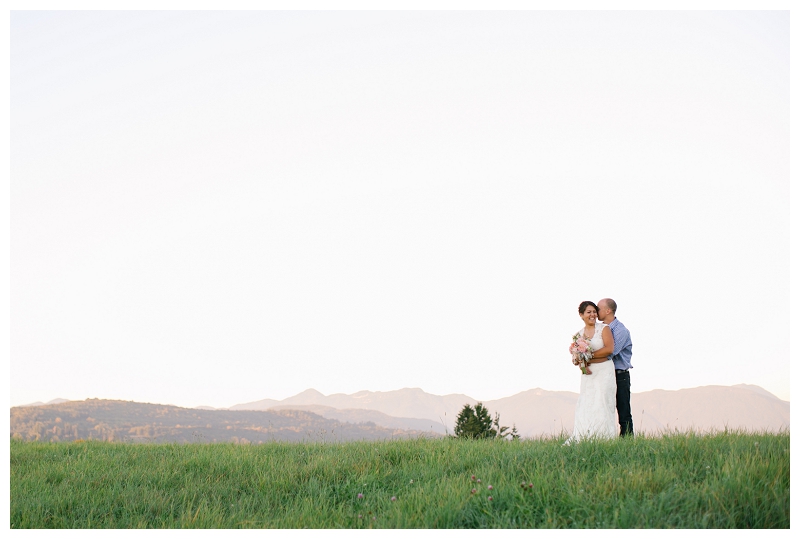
xmin=580 ymin=322 xmax=606 ymax=356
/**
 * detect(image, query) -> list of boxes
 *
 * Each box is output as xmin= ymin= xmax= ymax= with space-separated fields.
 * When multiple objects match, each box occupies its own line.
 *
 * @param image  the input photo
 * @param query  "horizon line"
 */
xmin=13 ymin=382 xmax=788 ymax=410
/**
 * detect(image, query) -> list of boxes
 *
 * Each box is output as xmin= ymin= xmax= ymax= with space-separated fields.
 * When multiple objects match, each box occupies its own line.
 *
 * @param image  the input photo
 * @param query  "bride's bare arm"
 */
xmin=591 ymin=326 xmax=615 ymax=362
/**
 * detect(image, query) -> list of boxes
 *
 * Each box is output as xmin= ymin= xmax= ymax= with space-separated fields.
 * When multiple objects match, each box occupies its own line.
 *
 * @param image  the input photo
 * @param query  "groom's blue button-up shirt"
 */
xmin=608 ymin=318 xmax=633 ymax=371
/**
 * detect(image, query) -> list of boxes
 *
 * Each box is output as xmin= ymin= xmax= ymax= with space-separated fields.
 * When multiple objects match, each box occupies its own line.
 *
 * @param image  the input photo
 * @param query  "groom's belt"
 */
xmin=615 ymin=369 xmax=629 ymax=374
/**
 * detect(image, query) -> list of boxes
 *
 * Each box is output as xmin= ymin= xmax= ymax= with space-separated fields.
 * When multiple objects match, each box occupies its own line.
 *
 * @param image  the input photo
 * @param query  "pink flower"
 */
xmin=357 ymin=493 xmax=364 ymax=499
xmin=476 ymin=479 xmax=481 ymax=483
xmin=488 ymin=496 xmax=493 ymax=501
xmin=471 ymin=488 xmax=477 ymax=494
xmin=391 ymin=496 xmax=396 ymax=502
xmin=487 ymin=485 xmax=493 ymax=490
xmin=528 ymin=483 xmax=533 ymax=489
xmin=577 ymin=341 xmax=588 ymax=353
xmin=471 ymin=475 xmax=476 ymax=481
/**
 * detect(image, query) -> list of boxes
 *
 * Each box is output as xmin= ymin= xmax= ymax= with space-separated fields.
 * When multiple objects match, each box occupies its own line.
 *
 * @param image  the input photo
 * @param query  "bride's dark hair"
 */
xmin=579 ymin=301 xmax=598 ymax=314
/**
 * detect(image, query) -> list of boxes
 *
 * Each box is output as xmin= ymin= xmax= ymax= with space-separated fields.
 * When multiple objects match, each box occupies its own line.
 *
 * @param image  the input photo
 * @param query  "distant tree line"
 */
xmin=10 ymin=399 xmax=441 ymax=443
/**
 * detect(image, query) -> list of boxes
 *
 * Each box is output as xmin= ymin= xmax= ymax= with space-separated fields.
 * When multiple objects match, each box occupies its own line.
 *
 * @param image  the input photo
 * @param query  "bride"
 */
xmin=565 ymin=300 xmax=617 ymax=444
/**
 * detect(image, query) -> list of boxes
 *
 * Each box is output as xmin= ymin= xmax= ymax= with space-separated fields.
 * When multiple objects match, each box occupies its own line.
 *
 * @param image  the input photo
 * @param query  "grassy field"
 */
xmin=10 ymin=431 xmax=789 ymax=528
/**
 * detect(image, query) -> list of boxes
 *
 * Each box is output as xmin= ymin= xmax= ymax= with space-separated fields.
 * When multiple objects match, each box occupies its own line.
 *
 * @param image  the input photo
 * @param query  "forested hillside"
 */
xmin=10 ymin=399 xmax=438 ymax=443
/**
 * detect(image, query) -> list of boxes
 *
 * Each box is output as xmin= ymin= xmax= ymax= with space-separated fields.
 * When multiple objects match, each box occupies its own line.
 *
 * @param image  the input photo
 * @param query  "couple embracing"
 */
xmin=566 ymin=298 xmax=633 ymax=444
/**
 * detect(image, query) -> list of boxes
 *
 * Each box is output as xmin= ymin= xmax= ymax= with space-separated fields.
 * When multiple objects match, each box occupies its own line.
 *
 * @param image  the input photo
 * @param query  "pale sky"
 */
xmin=9 ymin=8 xmax=791 ymax=408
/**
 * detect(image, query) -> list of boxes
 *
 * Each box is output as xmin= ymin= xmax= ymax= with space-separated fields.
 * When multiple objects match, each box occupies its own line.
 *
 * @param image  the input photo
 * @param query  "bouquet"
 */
xmin=569 ymin=332 xmax=594 ymax=375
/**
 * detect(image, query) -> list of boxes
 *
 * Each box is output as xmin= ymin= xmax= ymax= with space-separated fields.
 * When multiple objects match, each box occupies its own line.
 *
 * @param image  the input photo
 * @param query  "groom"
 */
xmin=597 ymin=298 xmax=634 ymax=437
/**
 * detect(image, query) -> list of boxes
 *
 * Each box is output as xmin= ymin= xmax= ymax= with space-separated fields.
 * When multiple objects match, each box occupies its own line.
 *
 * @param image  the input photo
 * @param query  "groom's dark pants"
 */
xmin=615 ymin=370 xmax=634 ymax=437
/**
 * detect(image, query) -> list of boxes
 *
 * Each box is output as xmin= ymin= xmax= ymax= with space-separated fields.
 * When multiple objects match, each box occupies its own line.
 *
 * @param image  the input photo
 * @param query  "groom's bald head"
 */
xmin=599 ymin=298 xmax=617 ymax=314
xmin=597 ymin=298 xmax=617 ymax=323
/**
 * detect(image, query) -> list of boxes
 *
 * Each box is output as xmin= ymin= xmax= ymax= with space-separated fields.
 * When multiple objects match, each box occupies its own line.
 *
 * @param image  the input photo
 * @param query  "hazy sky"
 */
xmin=10 ymin=10 xmax=790 ymax=408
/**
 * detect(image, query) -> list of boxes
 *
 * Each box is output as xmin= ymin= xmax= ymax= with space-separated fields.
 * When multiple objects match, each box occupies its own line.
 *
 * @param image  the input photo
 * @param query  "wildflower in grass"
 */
xmin=358 ymin=515 xmax=362 ymax=519
xmin=471 ymin=475 xmax=476 ymax=481
xmin=488 ymin=485 xmax=493 ymax=490
xmin=471 ymin=488 xmax=477 ymax=494
xmin=391 ymin=496 xmax=396 ymax=502
xmin=521 ymin=483 xmax=526 ymax=488
xmin=528 ymin=483 xmax=533 ymax=488
xmin=410 ymin=480 xmax=414 ymax=484
xmin=477 ymin=479 xmax=481 ymax=483
xmin=357 ymin=493 xmax=364 ymax=499
xmin=488 ymin=496 xmax=493 ymax=501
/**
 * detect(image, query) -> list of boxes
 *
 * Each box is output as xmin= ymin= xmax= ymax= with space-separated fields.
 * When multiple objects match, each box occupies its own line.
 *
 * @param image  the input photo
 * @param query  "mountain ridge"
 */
xmin=15 ymin=385 xmax=788 ymax=437
xmin=10 ymin=399 xmax=439 ymax=443
xmin=227 ymin=384 xmax=790 ymax=436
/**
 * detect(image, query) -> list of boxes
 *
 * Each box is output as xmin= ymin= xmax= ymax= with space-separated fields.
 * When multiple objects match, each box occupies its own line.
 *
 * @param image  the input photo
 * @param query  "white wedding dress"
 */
xmin=566 ymin=322 xmax=618 ymax=443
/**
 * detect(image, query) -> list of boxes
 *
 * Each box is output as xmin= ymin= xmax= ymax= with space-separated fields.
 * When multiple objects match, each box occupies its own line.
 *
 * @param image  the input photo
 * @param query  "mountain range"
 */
xmin=18 ymin=384 xmax=788 ymax=440
xmin=222 ymin=384 xmax=789 ymax=437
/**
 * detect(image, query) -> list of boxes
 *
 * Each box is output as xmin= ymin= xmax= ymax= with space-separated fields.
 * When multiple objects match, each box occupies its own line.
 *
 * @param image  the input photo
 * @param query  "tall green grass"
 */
xmin=11 ymin=431 xmax=788 ymax=528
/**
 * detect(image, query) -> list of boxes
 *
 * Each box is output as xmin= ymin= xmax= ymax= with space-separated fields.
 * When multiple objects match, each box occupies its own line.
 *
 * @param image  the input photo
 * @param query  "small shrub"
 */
xmin=453 ymin=403 xmax=519 ymax=440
